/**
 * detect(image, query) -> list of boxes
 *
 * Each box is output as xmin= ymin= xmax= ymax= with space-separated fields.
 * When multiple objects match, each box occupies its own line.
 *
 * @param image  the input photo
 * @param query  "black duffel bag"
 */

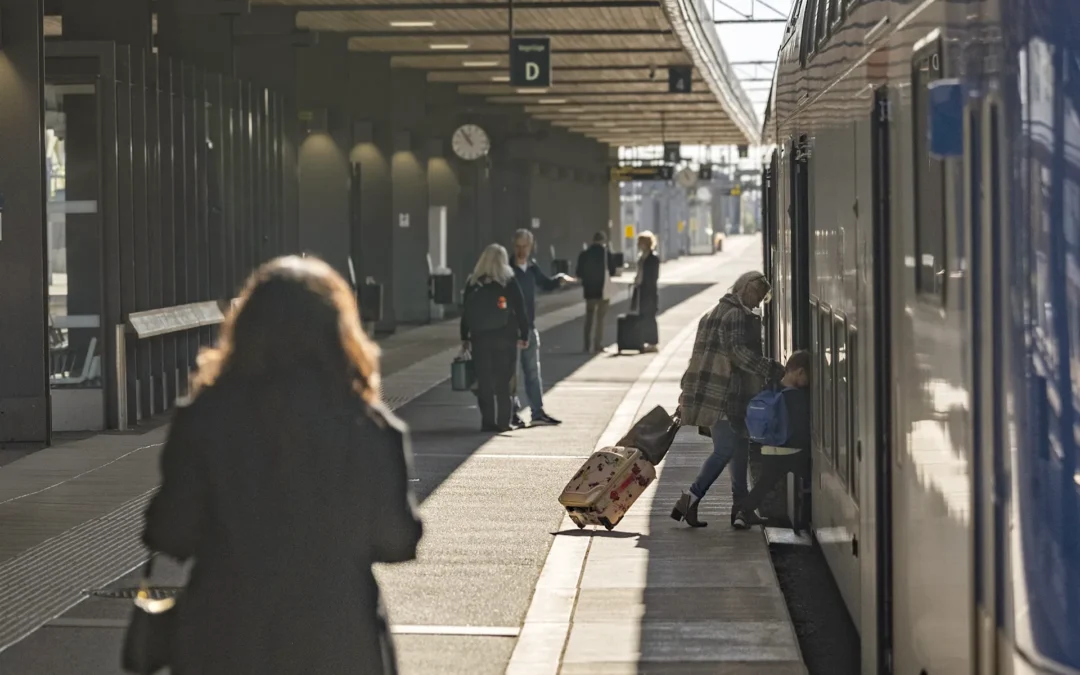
xmin=617 ymin=405 xmax=681 ymax=465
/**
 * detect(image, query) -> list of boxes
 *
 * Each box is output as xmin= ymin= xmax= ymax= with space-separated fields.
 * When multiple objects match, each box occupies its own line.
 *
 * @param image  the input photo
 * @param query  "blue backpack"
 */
xmin=745 ymin=387 xmax=795 ymax=446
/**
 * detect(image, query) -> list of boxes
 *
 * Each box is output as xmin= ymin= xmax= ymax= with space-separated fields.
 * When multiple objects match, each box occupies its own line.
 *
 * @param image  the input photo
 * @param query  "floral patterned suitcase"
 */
xmin=558 ymin=447 xmax=656 ymax=530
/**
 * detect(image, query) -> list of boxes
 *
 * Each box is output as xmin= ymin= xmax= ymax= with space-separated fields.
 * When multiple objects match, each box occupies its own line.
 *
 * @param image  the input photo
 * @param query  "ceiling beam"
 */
xmin=344 ymin=28 xmax=672 ymax=37
xmin=289 ymin=0 xmax=661 ymax=10
xmin=478 ymin=90 xmax=711 ymax=97
xmin=416 ymin=64 xmax=687 ymax=72
xmin=386 ymin=47 xmax=682 ymax=57
xmin=453 ymin=78 xmax=703 ymax=86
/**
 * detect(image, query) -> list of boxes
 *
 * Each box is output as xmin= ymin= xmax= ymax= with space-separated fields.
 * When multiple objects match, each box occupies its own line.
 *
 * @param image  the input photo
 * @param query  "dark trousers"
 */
xmin=473 ymin=329 xmax=518 ymax=428
xmin=738 ymin=450 xmax=809 ymax=514
xmin=640 ymin=310 xmax=659 ymax=345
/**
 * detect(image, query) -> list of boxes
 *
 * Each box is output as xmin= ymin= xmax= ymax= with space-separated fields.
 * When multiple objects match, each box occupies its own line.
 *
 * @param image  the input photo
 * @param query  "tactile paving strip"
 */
xmin=0 ymin=301 xmax=593 ymax=654
xmin=0 ymin=490 xmax=154 ymax=651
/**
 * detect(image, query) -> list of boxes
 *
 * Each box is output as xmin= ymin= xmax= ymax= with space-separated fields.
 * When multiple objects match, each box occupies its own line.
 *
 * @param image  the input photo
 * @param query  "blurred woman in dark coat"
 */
xmin=142 ymin=256 xmax=423 ymax=675
xmin=633 ymin=230 xmax=661 ymax=352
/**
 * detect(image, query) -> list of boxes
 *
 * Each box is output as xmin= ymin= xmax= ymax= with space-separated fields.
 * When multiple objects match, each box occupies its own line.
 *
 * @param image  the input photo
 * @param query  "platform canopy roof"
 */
xmin=254 ymin=0 xmax=759 ymax=147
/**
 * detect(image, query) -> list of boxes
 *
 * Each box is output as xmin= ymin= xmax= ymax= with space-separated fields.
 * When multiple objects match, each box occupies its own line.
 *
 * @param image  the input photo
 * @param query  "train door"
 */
xmin=870 ymin=85 xmax=895 ymax=675
xmin=764 ymin=150 xmax=779 ymax=358
xmin=966 ymin=84 xmax=1014 ymax=675
xmin=790 ymin=137 xmax=812 ymax=350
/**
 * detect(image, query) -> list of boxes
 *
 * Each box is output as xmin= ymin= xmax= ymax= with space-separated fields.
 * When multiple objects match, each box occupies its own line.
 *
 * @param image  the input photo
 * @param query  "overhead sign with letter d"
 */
xmin=510 ymin=37 xmax=552 ymax=88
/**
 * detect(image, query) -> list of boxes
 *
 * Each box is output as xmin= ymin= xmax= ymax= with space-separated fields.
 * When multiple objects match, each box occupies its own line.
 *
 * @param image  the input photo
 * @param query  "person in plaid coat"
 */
xmin=670 ymin=270 xmax=784 ymax=529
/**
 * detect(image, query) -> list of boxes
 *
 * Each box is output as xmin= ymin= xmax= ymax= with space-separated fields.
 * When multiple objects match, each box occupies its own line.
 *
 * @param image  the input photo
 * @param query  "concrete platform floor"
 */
xmin=0 ymin=236 xmax=804 ymax=675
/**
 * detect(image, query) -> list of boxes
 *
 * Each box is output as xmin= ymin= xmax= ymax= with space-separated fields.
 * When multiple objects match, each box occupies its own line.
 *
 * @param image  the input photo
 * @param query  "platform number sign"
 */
xmin=510 ymin=37 xmax=552 ymax=88
xmin=663 ymin=141 xmax=681 ymax=164
xmin=668 ymin=66 xmax=692 ymax=94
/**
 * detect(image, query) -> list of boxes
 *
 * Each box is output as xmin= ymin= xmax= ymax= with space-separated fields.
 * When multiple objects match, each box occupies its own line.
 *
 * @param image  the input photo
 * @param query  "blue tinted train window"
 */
xmin=822 ymin=305 xmax=835 ymax=466
xmin=814 ymin=0 xmax=828 ymax=47
xmin=834 ymin=314 xmax=849 ymax=487
xmin=827 ymin=0 xmax=840 ymax=29
xmin=911 ymin=35 xmax=948 ymax=302
xmin=811 ymin=298 xmax=822 ymax=446
xmin=801 ymin=0 xmax=818 ymax=62
xmin=1067 ymin=177 xmax=1080 ymax=389
xmin=848 ymin=323 xmax=858 ymax=503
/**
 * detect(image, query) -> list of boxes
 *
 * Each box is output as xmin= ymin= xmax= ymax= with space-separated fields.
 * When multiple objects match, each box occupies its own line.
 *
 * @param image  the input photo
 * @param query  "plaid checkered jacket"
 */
xmin=678 ymin=294 xmax=783 ymax=428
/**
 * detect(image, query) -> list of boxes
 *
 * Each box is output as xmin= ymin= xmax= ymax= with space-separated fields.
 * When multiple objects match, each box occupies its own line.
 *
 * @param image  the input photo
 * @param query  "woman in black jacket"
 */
xmin=142 ymin=256 xmax=422 ymax=675
xmin=633 ymin=231 xmax=661 ymax=352
xmin=461 ymin=244 xmax=530 ymax=432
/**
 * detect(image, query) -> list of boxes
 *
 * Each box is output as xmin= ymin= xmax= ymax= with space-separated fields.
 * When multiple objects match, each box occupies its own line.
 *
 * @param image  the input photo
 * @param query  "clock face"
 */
xmin=452 ymin=124 xmax=490 ymax=161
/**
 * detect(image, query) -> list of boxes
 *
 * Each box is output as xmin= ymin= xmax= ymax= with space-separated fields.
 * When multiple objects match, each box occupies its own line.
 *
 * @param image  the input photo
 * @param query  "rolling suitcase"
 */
xmin=617 ymin=314 xmax=645 ymax=353
xmin=558 ymin=447 xmax=656 ymax=530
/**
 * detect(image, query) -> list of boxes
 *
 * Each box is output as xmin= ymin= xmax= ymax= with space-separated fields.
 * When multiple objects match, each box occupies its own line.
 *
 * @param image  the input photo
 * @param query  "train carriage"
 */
xmin=761 ymin=0 xmax=1080 ymax=673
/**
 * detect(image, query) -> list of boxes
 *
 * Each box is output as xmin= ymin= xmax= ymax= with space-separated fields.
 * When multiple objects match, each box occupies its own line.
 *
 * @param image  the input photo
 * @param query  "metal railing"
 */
xmin=116 ymin=300 xmax=227 ymax=430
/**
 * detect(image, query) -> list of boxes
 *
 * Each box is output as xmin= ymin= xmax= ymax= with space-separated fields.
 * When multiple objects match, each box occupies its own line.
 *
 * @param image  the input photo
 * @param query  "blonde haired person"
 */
xmin=632 ymin=230 xmax=661 ymax=352
xmin=461 ymin=244 xmax=530 ymax=432
xmin=670 ymin=270 xmax=784 ymax=529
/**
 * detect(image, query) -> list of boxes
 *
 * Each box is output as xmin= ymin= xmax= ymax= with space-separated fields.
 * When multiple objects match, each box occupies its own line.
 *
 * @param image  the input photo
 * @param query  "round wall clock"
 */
xmin=451 ymin=124 xmax=491 ymax=161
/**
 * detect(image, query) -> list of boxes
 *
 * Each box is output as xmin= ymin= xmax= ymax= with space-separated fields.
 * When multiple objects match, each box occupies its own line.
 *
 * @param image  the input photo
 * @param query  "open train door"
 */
xmin=870 ymin=84 xmax=895 ymax=675
xmin=790 ymin=137 xmax=812 ymax=351
xmin=763 ymin=149 xmax=779 ymax=358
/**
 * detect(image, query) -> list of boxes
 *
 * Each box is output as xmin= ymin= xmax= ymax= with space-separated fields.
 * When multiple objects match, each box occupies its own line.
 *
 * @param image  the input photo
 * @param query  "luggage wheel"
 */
xmin=574 ymin=519 xmax=585 ymax=529
xmin=599 ymin=517 xmax=614 ymax=531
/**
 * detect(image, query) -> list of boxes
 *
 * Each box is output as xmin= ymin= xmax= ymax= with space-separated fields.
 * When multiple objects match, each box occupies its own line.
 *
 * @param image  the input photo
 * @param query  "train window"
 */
xmin=834 ymin=314 xmax=849 ymax=489
xmin=814 ymin=0 xmax=828 ymax=47
xmin=801 ymin=0 xmax=818 ymax=62
xmin=821 ymin=304 xmax=835 ymax=466
xmin=787 ymin=0 xmax=805 ymax=33
xmin=911 ymin=34 xmax=948 ymax=301
xmin=848 ymin=323 xmax=858 ymax=503
xmin=827 ymin=0 xmax=840 ymax=30
xmin=1066 ymin=176 xmax=1080 ymax=388
xmin=811 ymin=298 xmax=822 ymax=446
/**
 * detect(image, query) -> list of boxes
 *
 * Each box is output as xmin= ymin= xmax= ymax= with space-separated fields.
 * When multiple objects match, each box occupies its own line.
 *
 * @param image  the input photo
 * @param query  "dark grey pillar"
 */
xmin=421 ymin=83 xmax=462 ymax=297
xmin=234 ymin=7 xmax=300 ymax=255
xmin=426 ymin=139 xmax=460 ymax=273
xmin=295 ymin=34 xmax=350 ymax=278
xmin=347 ymin=54 xmax=396 ymax=331
xmin=389 ymin=69 xmax=430 ymax=324
xmin=0 ymin=0 xmax=50 ymax=443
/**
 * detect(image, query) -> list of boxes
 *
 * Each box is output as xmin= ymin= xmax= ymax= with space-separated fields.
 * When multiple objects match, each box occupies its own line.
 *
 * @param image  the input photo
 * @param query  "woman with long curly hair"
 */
xmin=142 ymin=256 xmax=423 ymax=675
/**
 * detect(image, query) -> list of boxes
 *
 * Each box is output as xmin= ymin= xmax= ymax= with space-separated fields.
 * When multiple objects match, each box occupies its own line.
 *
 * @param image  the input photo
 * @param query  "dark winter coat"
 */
xmin=143 ymin=372 xmax=423 ymax=675
xmin=633 ymin=251 xmax=661 ymax=316
xmin=575 ymin=244 xmax=618 ymax=300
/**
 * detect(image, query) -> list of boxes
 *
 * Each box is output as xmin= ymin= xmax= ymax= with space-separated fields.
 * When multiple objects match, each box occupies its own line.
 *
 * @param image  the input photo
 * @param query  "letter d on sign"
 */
xmin=526 ymin=62 xmax=539 ymax=81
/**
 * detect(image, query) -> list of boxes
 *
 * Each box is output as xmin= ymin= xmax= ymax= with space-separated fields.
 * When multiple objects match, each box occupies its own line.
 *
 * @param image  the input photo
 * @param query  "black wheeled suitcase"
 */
xmin=617 ymin=314 xmax=645 ymax=353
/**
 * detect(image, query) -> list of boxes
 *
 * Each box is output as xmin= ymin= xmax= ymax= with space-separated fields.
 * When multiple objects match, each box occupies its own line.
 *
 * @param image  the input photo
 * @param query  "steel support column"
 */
xmin=0 ymin=0 xmax=50 ymax=444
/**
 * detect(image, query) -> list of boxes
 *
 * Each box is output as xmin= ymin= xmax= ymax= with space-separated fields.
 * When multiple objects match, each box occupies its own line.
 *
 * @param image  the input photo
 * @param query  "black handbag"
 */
xmin=617 ymin=405 xmax=681 ymax=465
xmin=121 ymin=556 xmax=177 ymax=674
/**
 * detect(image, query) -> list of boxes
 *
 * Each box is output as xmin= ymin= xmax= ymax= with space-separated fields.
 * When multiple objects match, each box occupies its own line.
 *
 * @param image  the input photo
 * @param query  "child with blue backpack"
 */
xmin=734 ymin=350 xmax=813 ymax=529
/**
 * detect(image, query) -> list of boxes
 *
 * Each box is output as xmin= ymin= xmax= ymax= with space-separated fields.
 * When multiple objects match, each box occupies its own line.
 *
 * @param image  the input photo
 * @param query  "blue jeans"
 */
xmin=689 ymin=418 xmax=750 ymax=501
xmin=517 ymin=329 xmax=545 ymax=416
